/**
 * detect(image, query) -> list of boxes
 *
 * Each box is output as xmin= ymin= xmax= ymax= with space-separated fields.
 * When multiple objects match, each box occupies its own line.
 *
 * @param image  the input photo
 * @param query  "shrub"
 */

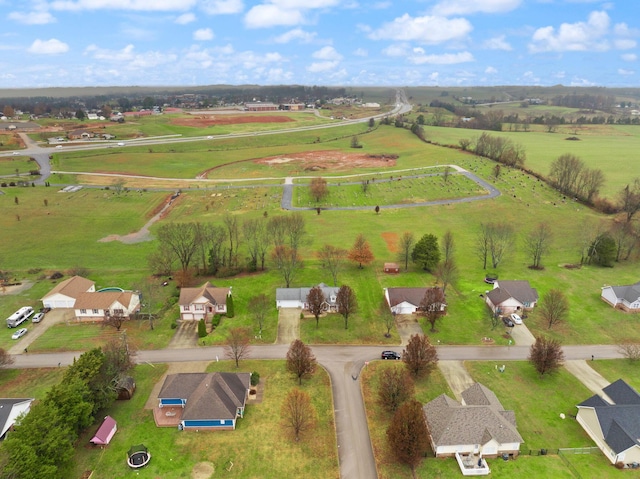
xmin=50 ymin=271 xmax=63 ymax=280
xmin=197 ymin=318 xmax=207 ymax=338
xmin=211 ymin=314 xmax=221 ymax=329
xmin=250 ymin=371 xmax=260 ymax=386
xmin=170 ymin=321 xmax=178 ymax=330
xmin=300 ymin=312 xmax=304 ymax=320
xmin=226 ymin=294 xmax=235 ymax=318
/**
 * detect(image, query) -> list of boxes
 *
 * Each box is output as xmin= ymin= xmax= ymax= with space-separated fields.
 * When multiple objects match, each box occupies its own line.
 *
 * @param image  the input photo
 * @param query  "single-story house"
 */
xmin=275 ymin=283 xmax=339 ymax=311
xmin=244 ymin=102 xmax=279 ymax=111
xmin=383 ymin=262 xmax=399 ymax=274
xmin=384 ymin=287 xmax=446 ymax=315
xmin=179 ymin=282 xmax=231 ymax=321
xmin=485 ymin=280 xmax=538 ymax=315
xmin=68 ymin=129 xmax=93 ymax=140
xmin=576 ymin=379 xmax=640 ymax=466
xmin=601 ymin=282 xmax=640 ymax=312
xmin=90 ymin=415 xmax=117 ymax=445
xmin=0 ymin=398 xmax=34 ymax=440
xmin=42 ymin=275 xmax=96 ymax=309
xmin=157 ymin=372 xmax=250 ymax=430
xmin=74 ymin=291 xmax=140 ymax=321
xmin=423 ymin=383 xmax=523 ymax=458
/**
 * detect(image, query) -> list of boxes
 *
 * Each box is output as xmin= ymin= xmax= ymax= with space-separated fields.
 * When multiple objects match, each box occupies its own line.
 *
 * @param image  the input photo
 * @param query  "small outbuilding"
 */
xmin=383 ymin=262 xmax=399 ymax=274
xmin=90 ymin=415 xmax=117 ymax=445
xmin=116 ymin=376 xmax=136 ymax=400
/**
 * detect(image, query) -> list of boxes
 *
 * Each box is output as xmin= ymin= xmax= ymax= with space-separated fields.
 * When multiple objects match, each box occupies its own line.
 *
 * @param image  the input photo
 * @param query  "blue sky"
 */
xmin=1 ymin=0 xmax=638 ymax=88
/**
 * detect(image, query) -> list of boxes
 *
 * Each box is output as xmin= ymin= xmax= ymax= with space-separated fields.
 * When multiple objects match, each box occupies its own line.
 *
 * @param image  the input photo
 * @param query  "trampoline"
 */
xmin=127 ymin=444 xmax=151 ymax=469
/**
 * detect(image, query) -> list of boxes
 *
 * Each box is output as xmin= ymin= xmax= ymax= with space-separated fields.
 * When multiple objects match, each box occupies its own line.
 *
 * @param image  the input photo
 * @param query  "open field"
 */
xmin=72 ymin=360 xmax=338 ymax=479
xmin=362 ymin=360 xmax=615 ymax=479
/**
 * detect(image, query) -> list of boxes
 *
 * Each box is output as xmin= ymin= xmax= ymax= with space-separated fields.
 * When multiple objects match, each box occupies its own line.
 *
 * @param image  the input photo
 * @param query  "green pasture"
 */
xmin=72 ymin=360 xmax=338 ymax=479
xmin=0 ymin=157 xmax=37 ymax=176
xmin=0 ymin=367 xmax=64 ymax=399
xmin=294 ymin=172 xmax=487 ymax=208
xmin=422 ymin=123 xmax=640 ymax=197
xmin=361 ymin=360 xmax=610 ymax=479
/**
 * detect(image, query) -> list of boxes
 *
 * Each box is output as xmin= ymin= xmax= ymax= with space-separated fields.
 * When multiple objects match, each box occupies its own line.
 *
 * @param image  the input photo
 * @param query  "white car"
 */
xmin=11 ymin=328 xmax=28 ymax=340
xmin=510 ymin=313 xmax=523 ymax=325
xmin=12 ymin=151 xmax=19 ymax=155
xmin=117 ymin=142 xmax=125 ymax=146
xmin=56 ymin=145 xmax=63 ymax=149
xmin=32 ymin=312 xmax=44 ymax=323
xmin=207 ymin=136 xmax=213 ymax=139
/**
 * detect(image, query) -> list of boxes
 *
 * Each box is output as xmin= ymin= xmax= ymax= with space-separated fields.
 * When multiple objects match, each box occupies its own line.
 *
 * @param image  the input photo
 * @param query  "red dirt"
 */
xmin=381 ymin=232 xmax=399 ymax=253
xmin=254 ymin=151 xmax=398 ymax=172
xmin=171 ymin=115 xmax=294 ymax=128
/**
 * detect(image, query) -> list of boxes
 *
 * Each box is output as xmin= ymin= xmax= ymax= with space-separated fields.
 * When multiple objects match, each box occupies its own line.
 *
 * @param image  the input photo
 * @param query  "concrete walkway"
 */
xmin=564 ymin=360 xmax=614 ymax=402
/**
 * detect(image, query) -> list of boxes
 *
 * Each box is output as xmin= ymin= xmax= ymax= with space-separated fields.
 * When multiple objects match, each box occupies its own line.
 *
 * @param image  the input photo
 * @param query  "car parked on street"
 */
xmin=510 ymin=313 xmax=523 ymax=325
xmin=502 ymin=316 xmax=515 ymax=327
xmin=32 ymin=313 xmax=44 ymax=323
xmin=11 ymin=328 xmax=28 ymax=340
xmin=381 ymin=350 xmax=401 ymax=360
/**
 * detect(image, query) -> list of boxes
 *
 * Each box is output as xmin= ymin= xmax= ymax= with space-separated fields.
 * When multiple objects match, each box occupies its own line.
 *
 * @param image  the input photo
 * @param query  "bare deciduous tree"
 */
xmin=224 ymin=327 xmax=252 ymax=368
xmin=524 ymin=222 xmax=553 ymax=269
xmin=435 ymin=259 xmax=458 ymax=295
xmin=386 ymin=399 xmax=429 ymax=477
xmin=378 ymin=366 xmax=415 ymax=413
xmin=487 ymin=222 xmax=515 ymax=269
xmin=618 ymin=341 xmax=640 ymax=361
xmin=538 ymin=289 xmax=569 ymax=329
xmin=609 ymin=221 xmax=638 ymax=262
xmin=441 ymin=230 xmax=455 ymax=263
xmin=157 ymin=222 xmax=200 ymax=273
xmin=419 ymin=288 xmax=446 ymax=333
xmin=310 ymin=177 xmax=328 ymax=203
xmin=102 ymin=311 xmax=128 ymax=332
xmin=223 ymin=214 xmax=240 ymax=268
xmin=147 ymin=243 xmax=175 ymax=277
xmin=379 ymin=299 xmax=395 ymax=338
xmin=336 ymin=285 xmax=357 ymax=330
xmin=618 ymin=179 xmax=640 ymax=224
xmin=306 ymin=286 xmax=326 ymax=328
xmin=281 ymin=388 xmax=316 ymax=442
xmin=317 ymin=244 xmax=347 ymax=286
xmin=248 ymin=294 xmax=270 ymax=334
xmin=286 ymin=339 xmax=316 ymax=385
xmin=529 ymin=336 xmax=565 ymax=376
xmin=242 ymin=218 xmax=267 ymax=271
xmin=402 ymin=334 xmax=438 ymax=378
xmin=271 ymin=245 xmax=303 ymax=288
xmin=397 ymin=232 xmax=415 ymax=272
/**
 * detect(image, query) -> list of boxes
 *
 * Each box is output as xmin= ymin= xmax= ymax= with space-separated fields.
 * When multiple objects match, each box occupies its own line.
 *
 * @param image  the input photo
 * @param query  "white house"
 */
xmin=42 ymin=276 xmax=96 ymax=309
xmin=601 ymin=282 xmax=640 ymax=312
xmin=275 ymin=283 xmax=339 ymax=311
xmin=0 ymin=398 xmax=34 ymax=440
xmin=485 ymin=280 xmax=538 ymax=315
xmin=577 ymin=379 xmax=640 ymax=466
xmin=423 ymin=383 xmax=523 ymax=459
xmin=384 ymin=287 xmax=446 ymax=315
xmin=74 ymin=291 xmax=140 ymax=321
xmin=179 ymin=282 xmax=230 ymax=321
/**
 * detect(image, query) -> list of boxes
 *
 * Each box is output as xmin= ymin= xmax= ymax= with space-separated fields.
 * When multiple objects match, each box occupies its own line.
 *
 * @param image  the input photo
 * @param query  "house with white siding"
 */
xmin=42 ymin=276 xmax=96 ymax=309
xmin=485 ymin=280 xmax=538 ymax=315
xmin=179 ymin=282 xmax=230 ymax=320
xmin=601 ymin=282 xmax=640 ymax=312
xmin=275 ymin=283 xmax=339 ymax=311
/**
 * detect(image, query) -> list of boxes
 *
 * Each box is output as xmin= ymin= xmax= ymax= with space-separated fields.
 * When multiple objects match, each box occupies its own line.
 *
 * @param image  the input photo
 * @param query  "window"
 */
xmin=183 ymin=305 xmax=189 ymax=311
xmin=114 ymin=309 xmax=124 ymax=315
xmin=220 ymin=420 xmax=225 ymax=425
xmin=92 ymin=309 xmax=99 ymax=314
xmin=195 ymin=304 xmax=204 ymax=311
xmin=80 ymin=309 xmax=87 ymax=314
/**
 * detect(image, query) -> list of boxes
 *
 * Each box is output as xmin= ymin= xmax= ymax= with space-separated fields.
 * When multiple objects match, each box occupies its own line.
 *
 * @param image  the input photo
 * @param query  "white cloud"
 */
xmin=193 ymin=28 xmax=214 ymax=40
xmin=369 ymin=14 xmax=472 ymax=44
xmin=8 ymin=11 xmax=56 ymax=25
xmin=307 ymin=60 xmax=339 ymax=72
xmin=373 ymin=1 xmax=391 ymax=8
xmin=483 ymin=35 xmax=512 ymax=51
xmin=50 ymin=0 xmax=198 ymax=11
xmin=614 ymin=39 xmax=637 ymax=50
xmin=485 ymin=66 xmax=498 ymax=74
xmin=432 ymin=0 xmax=521 ymax=16
xmin=312 ymin=46 xmax=342 ymax=60
xmin=618 ymin=68 xmax=634 ymax=76
xmin=613 ymin=23 xmax=640 ymax=37
xmin=175 ymin=13 xmax=196 ymax=24
xmin=264 ymin=67 xmax=294 ymax=82
xmin=84 ymin=44 xmax=177 ymax=68
xmin=273 ymin=28 xmax=316 ymax=43
xmin=244 ymin=4 xmax=304 ymax=28
xmin=408 ymin=49 xmax=474 ymax=65
xmin=353 ymin=48 xmax=367 ymax=57
xmin=529 ymin=11 xmax=611 ymax=53
xmin=382 ymin=44 xmax=409 ymax=57
xmin=28 ymin=38 xmax=69 ymax=54
xmin=621 ymin=53 xmax=637 ymax=62
xmin=200 ymin=0 xmax=244 ymax=15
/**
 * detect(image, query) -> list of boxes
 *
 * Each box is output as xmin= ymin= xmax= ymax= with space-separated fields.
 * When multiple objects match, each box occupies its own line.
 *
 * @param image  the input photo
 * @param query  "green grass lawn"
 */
xmin=72 ymin=360 xmax=338 ymax=479
xmin=587 ymin=358 xmax=640 ymax=391
xmin=0 ymin=157 xmax=37 ymax=176
xmin=0 ymin=367 xmax=65 ymax=399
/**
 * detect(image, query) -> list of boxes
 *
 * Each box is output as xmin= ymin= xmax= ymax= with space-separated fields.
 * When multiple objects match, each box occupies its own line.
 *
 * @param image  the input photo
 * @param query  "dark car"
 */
xmin=39 ymin=307 xmax=51 ymax=314
xmin=381 ymin=350 xmax=401 ymax=360
xmin=484 ymin=276 xmax=498 ymax=284
xmin=502 ymin=316 xmax=515 ymax=327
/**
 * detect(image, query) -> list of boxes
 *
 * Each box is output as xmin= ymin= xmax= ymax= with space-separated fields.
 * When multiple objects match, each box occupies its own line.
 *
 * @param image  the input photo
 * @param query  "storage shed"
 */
xmin=90 ymin=416 xmax=117 ymax=445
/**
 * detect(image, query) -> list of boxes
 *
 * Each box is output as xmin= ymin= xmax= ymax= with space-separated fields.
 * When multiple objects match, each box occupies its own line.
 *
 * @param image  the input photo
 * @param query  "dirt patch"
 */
xmin=192 ymin=461 xmax=215 ymax=479
xmin=381 ymin=232 xmax=399 ymax=253
xmin=255 ymin=150 xmax=398 ymax=172
xmin=171 ymin=115 xmax=294 ymax=128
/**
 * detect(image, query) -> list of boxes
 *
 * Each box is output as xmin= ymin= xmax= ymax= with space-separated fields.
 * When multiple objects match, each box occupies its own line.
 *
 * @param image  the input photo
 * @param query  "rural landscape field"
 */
xmin=1 ymin=85 xmax=640 ymax=478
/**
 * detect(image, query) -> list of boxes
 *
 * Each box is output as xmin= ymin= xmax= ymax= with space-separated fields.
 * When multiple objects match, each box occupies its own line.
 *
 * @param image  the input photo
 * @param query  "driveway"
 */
xmin=276 ymin=308 xmax=300 ymax=344
xmin=166 ymin=320 xmax=198 ymax=349
xmin=564 ymin=360 xmax=614 ymax=402
xmin=8 ymin=308 xmax=74 ymax=355
xmin=394 ymin=314 xmax=424 ymax=346
xmin=438 ymin=360 xmax=475 ymax=401
xmin=510 ymin=322 xmax=536 ymax=346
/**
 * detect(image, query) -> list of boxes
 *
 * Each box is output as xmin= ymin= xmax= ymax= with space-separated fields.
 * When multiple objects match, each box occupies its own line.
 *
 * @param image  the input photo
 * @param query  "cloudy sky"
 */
xmin=1 ymin=0 xmax=637 ymax=88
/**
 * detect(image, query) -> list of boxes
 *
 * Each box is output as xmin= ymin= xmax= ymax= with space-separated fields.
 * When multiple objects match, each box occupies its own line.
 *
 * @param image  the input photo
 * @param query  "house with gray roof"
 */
xmin=577 ymin=379 xmax=640 ymax=465
xmin=0 ymin=398 xmax=34 ymax=440
xmin=485 ymin=280 xmax=538 ymax=315
xmin=423 ymin=383 xmax=523 ymax=458
xmin=157 ymin=372 xmax=250 ymax=430
xmin=276 ymin=283 xmax=339 ymax=311
xmin=601 ymin=282 xmax=640 ymax=312
xmin=179 ymin=282 xmax=231 ymax=320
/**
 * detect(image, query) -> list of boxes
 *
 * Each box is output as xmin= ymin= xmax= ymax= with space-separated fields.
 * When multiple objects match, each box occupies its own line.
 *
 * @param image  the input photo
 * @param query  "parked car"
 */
xmin=11 ymin=328 xmax=28 ymax=340
xmin=510 ymin=313 xmax=523 ymax=325
xmin=55 ymin=145 xmax=63 ymax=149
xmin=484 ymin=276 xmax=498 ymax=284
xmin=502 ymin=316 xmax=515 ymax=327
xmin=32 ymin=313 xmax=44 ymax=323
xmin=40 ymin=307 xmax=51 ymax=314
xmin=381 ymin=350 xmax=401 ymax=360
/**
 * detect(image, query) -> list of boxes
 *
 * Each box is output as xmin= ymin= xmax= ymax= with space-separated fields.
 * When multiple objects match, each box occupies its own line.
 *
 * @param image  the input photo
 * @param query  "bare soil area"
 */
xmin=381 ymin=232 xmax=399 ymax=253
xmin=192 ymin=462 xmax=215 ymax=479
xmin=255 ymin=151 xmax=397 ymax=172
xmin=171 ymin=115 xmax=294 ymax=128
